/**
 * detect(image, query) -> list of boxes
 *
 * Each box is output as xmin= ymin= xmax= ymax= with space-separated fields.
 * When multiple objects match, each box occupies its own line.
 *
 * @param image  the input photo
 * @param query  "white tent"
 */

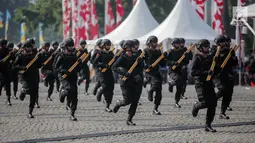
xmin=138 ymin=0 xmax=217 ymax=44
xmin=236 ymin=3 xmax=255 ymax=18
xmin=88 ymin=0 xmax=158 ymax=45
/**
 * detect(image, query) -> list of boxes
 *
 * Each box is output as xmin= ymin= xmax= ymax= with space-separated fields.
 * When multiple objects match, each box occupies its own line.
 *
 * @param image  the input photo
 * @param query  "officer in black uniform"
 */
xmin=25 ymin=38 xmax=41 ymax=108
xmin=0 ymin=39 xmax=12 ymax=105
xmin=55 ymin=38 xmax=82 ymax=121
xmin=213 ymin=35 xmax=238 ymax=119
xmin=144 ymin=36 xmax=166 ymax=115
xmin=112 ymin=40 xmax=144 ymax=125
xmin=6 ymin=42 xmax=19 ymax=100
xmin=112 ymin=40 xmax=126 ymax=83
xmin=77 ymin=40 xmax=91 ymax=95
xmin=92 ymin=39 xmax=115 ymax=112
xmin=91 ymin=39 xmax=103 ymax=96
xmin=179 ymin=38 xmax=193 ymax=99
xmin=191 ymin=39 xmax=217 ymax=132
xmin=40 ymin=42 xmax=56 ymax=101
xmin=13 ymin=41 xmax=43 ymax=118
xmin=51 ymin=41 xmax=60 ymax=92
xmin=167 ymin=38 xmax=189 ymax=108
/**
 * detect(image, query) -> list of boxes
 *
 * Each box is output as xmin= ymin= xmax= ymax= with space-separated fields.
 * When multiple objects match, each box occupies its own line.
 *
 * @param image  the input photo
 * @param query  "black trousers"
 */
xmin=78 ymin=68 xmax=91 ymax=93
xmin=117 ymin=82 xmax=142 ymax=117
xmin=42 ymin=69 xmax=55 ymax=97
xmin=169 ymin=72 xmax=185 ymax=103
xmin=60 ymin=80 xmax=78 ymax=115
xmin=0 ymin=76 xmax=11 ymax=98
xmin=214 ymin=77 xmax=234 ymax=114
xmin=195 ymin=81 xmax=217 ymax=126
xmin=148 ymin=82 xmax=162 ymax=106
xmin=20 ymin=81 xmax=39 ymax=113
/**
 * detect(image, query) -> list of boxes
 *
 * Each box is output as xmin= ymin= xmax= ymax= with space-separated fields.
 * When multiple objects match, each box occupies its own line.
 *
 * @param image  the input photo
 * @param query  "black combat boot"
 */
xmin=28 ymin=108 xmax=34 ymax=118
xmin=219 ymin=113 xmax=230 ymax=119
xmin=113 ymin=100 xmax=121 ymax=113
xmin=205 ymin=125 xmax=217 ymax=132
xmin=147 ymin=89 xmax=153 ymax=102
xmin=6 ymin=96 xmax=12 ymax=106
xmin=96 ymin=87 xmax=103 ymax=102
xmin=70 ymin=111 xmax=77 ymax=121
xmin=126 ymin=115 xmax=136 ymax=126
xmin=153 ymin=105 xmax=161 ymax=115
xmin=192 ymin=102 xmax=199 ymax=117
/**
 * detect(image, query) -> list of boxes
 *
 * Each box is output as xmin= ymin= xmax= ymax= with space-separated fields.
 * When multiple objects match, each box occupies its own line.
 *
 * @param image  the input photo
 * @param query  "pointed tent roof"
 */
xmin=138 ymin=0 xmax=217 ymax=43
xmin=88 ymin=0 xmax=158 ymax=44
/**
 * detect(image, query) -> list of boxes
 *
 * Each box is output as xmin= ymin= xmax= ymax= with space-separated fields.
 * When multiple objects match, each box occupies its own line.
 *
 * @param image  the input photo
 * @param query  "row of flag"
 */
xmin=1 ymin=9 xmax=44 ymax=47
xmin=190 ymin=0 xmax=246 ymax=35
xmin=0 ymin=10 xmax=11 ymax=39
xmin=63 ymin=0 xmax=137 ymax=46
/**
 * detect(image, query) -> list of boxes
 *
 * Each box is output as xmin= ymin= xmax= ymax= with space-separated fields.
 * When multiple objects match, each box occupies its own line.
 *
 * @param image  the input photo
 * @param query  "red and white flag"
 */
xmin=133 ymin=0 xmax=137 ymax=6
xmin=91 ymin=0 xmax=99 ymax=39
xmin=105 ymin=0 xmax=115 ymax=34
xmin=116 ymin=0 xmax=124 ymax=26
xmin=71 ymin=0 xmax=79 ymax=46
xmin=212 ymin=0 xmax=224 ymax=34
xmin=190 ymin=0 xmax=205 ymax=20
xmin=79 ymin=0 xmax=91 ymax=41
xmin=62 ymin=0 xmax=72 ymax=40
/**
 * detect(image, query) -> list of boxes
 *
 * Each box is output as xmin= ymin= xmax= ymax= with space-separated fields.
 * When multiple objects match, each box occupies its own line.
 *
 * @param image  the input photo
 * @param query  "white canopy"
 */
xmin=88 ymin=0 xmax=158 ymax=45
xmin=236 ymin=3 xmax=255 ymax=18
xmin=138 ymin=0 xmax=217 ymax=44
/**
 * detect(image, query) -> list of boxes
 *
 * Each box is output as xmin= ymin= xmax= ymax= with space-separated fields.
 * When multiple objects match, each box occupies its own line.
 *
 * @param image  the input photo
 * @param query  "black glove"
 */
xmin=137 ymin=57 xmax=142 ymax=62
xmin=231 ymin=50 xmax=236 ymax=57
xmin=21 ymin=66 xmax=27 ymax=71
xmin=184 ymin=52 xmax=189 ymax=57
xmin=148 ymin=65 xmax=153 ymax=70
xmin=172 ymin=61 xmax=178 ymax=66
xmin=125 ymin=72 xmax=131 ymax=78
xmin=163 ymin=52 xmax=168 ymax=57
xmin=208 ymin=70 xmax=214 ymax=76
xmin=213 ymin=56 xmax=219 ymax=62
xmin=77 ymin=58 xmax=83 ymax=63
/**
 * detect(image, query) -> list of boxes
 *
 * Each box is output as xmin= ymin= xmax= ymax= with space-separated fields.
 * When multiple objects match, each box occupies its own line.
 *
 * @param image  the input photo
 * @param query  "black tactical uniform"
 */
xmin=112 ymin=40 xmax=144 ymax=126
xmin=13 ymin=41 xmax=43 ymax=118
xmin=191 ymin=39 xmax=217 ymax=132
xmin=40 ymin=42 xmax=56 ymax=101
xmin=143 ymin=36 xmax=166 ymax=115
xmin=112 ymin=40 xmax=126 ymax=83
xmin=91 ymin=39 xmax=103 ymax=96
xmin=179 ymin=38 xmax=193 ymax=99
xmin=212 ymin=35 xmax=238 ymax=119
xmin=167 ymin=38 xmax=189 ymax=108
xmin=0 ymin=39 xmax=12 ymax=105
xmin=51 ymin=41 xmax=61 ymax=92
xmin=77 ymin=40 xmax=91 ymax=95
xmin=26 ymin=38 xmax=41 ymax=108
xmin=92 ymin=39 xmax=115 ymax=112
xmin=55 ymin=38 xmax=81 ymax=121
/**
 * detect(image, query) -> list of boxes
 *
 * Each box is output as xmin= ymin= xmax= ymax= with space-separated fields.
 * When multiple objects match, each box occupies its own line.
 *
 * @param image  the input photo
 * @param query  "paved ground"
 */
xmin=0 ymin=83 xmax=255 ymax=143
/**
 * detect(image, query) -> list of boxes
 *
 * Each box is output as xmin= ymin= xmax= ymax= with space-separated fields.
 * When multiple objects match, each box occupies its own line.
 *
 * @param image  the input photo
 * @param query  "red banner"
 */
xmin=62 ymin=0 xmax=72 ymax=40
xmin=212 ymin=0 xmax=224 ymax=34
xmin=72 ymin=0 xmax=79 ymax=46
xmin=190 ymin=0 xmax=205 ymax=20
xmin=79 ymin=0 xmax=91 ymax=41
xmin=105 ymin=0 xmax=115 ymax=34
xmin=91 ymin=0 xmax=99 ymax=39
xmin=116 ymin=0 xmax=124 ymax=26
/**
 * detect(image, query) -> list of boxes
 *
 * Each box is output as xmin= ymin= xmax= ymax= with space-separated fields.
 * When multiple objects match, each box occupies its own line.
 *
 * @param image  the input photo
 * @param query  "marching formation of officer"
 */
xmin=0 ymin=34 xmax=243 ymax=132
